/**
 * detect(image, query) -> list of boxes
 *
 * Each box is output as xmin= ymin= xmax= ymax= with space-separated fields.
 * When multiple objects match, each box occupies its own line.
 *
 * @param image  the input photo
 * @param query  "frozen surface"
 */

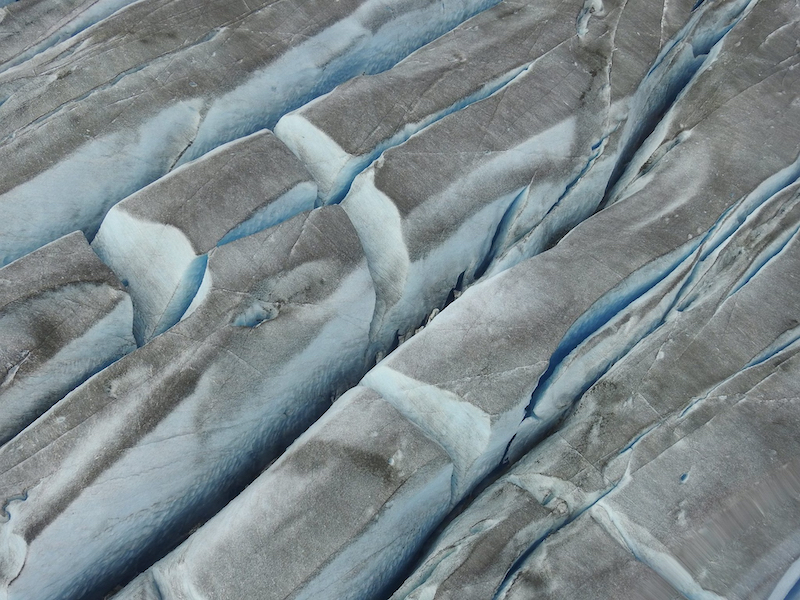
xmin=0 ymin=0 xmax=498 ymax=266
xmin=92 ymin=129 xmax=316 ymax=344
xmin=117 ymin=387 xmax=453 ymax=600
xmin=0 ymin=0 xmax=141 ymax=72
xmin=1 ymin=0 xmax=799 ymax=597
xmin=0 ymin=232 xmax=134 ymax=445
xmin=388 ymin=0 xmax=800 ymax=595
xmin=338 ymin=0 xmax=758 ymax=352
xmin=275 ymin=0 xmax=596 ymax=204
xmin=0 ymin=208 xmax=376 ymax=600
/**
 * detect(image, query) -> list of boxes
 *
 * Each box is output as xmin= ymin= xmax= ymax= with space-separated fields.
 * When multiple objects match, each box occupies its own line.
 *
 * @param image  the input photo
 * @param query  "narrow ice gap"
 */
xmin=701 ymin=157 xmax=800 ymax=257
xmin=149 ymin=254 xmax=207 ymax=341
xmin=727 ymin=221 xmax=800 ymax=299
xmin=592 ymin=502 xmax=725 ymax=600
xmin=672 ymin=165 xmax=800 ymax=313
xmin=216 ymin=182 xmax=318 ymax=246
xmin=2 ymin=62 xmax=151 ymax=146
xmin=491 ymin=478 xmax=624 ymax=600
xmin=0 ymin=0 xmax=144 ymax=74
xmin=527 ymin=248 xmax=695 ymax=430
xmin=525 ymin=238 xmax=703 ymax=421
xmin=516 ymin=133 xmax=609 ymax=243
xmin=679 ymin=329 xmax=800 ymax=422
xmin=744 ymin=328 xmax=800 ymax=371
xmin=601 ymin=0 xmax=755 ymax=209
xmin=472 ymin=185 xmax=529 ymax=280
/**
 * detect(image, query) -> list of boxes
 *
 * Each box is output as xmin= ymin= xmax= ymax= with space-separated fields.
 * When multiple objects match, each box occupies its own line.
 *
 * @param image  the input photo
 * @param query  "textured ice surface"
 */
xmin=0 ymin=0 xmax=141 ymax=72
xmin=0 ymin=232 xmax=134 ymax=445
xmin=0 ymin=208 xmax=376 ymax=600
xmin=1 ymin=0 xmax=799 ymax=597
xmin=0 ymin=0 xmax=498 ymax=266
xmin=336 ymin=0 xmax=759 ymax=352
xmin=117 ymin=387 xmax=453 ymax=600
xmin=92 ymin=129 xmax=316 ymax=344
xmin=389 ymin=0 xmax=800 ymax=595
xmin=275 ymin=0 xmax=593 ymax=204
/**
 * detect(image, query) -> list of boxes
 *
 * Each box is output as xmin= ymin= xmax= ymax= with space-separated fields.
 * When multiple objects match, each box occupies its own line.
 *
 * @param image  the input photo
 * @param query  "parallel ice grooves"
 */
xmin=0 ymin=0 xmax=143 ymax=74
xmin=1 ymin=0 xmax=799 ymax=596
xmin=0 ymin=208 xmax=379 ymax=600
xmin=0 ymin=0 xmax=500 ymax=268
xmin=174 ymin=0 xmax=505 ymax=165
xmin=479 ymin=0 xmax=756 ymax=278
xmin=600 ymin=0 xmax=756 ymax=209
xmin=525 ymin=240 xmax=701 ymax=421
xmin=274 ymin=0 xmax=587 ymax=206
xmin=473 ymin=185 xmax=529 ymax=280
xmin=521 ymin=159 xmax=800 ymax=458
xmin=727 ymin=219 xmax=800 ymax=300
xmin=279 ymin=64 xmax=530 ymax=205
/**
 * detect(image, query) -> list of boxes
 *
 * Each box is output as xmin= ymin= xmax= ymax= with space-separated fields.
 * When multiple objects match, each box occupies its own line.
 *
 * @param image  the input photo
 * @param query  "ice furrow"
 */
xmin=524 ymin=242 xmax=700 ymax=422
xmin=522 ymin=167 xmax=800 ymax=447
xmin=394 ymin=198 xmax=800 ymax=596
xmin=489 ymin=472 xmax=627 ymax=600
xmin=468 ymin=2 xmax=756 ymax=275
xmin=0 ymin=0 xmax=499 ymax=267
xmin=726 ymin=204 xmax=800 ymax=299
xmin=487 ymin=0 xmax=757 ymax=275
xmin=340 ymin=11 xmax=616 ymax=354
xmin=599 ymin=0 xmax=755 ymax=208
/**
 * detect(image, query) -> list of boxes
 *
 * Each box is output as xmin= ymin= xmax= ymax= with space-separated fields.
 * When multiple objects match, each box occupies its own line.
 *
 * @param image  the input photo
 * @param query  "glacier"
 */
xmin=0 ymin=0 xmax=798 ymax=598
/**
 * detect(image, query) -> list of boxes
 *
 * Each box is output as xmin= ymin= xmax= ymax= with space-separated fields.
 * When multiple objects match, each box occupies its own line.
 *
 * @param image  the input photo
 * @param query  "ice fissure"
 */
xmin=1 ymin=0 xmax=799 ymax=598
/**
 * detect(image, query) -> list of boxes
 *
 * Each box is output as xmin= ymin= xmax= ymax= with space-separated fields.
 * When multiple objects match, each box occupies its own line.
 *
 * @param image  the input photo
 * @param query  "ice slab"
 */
xmin=486 ymin=0 xmax=757 ymax=275
xmin=117 ymin=386 xmax=453 ymax=600
xmin=0 ymin=231 xmax=134 ymax=445
xmin=586 ymin=350 xmax=800 ymax=599
xmin=92 ymin=129 xmax=316 ymax=345
xmin=560 ymin=180 xmax=800 ymax=477
xmin=336 ymin=0 xmax=760 ymax=352
xmin=340 ymin=18 xmax=612 ymax=351
xmin=393 ymin=175 xmax=800 ymax=598
xmin=0 ymin=207 xmax=376 ymax=600
xmin=0 ymin=0 xmax=499 ymax=266
xmin=402 ymin=339 xmax=800 ymax=599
